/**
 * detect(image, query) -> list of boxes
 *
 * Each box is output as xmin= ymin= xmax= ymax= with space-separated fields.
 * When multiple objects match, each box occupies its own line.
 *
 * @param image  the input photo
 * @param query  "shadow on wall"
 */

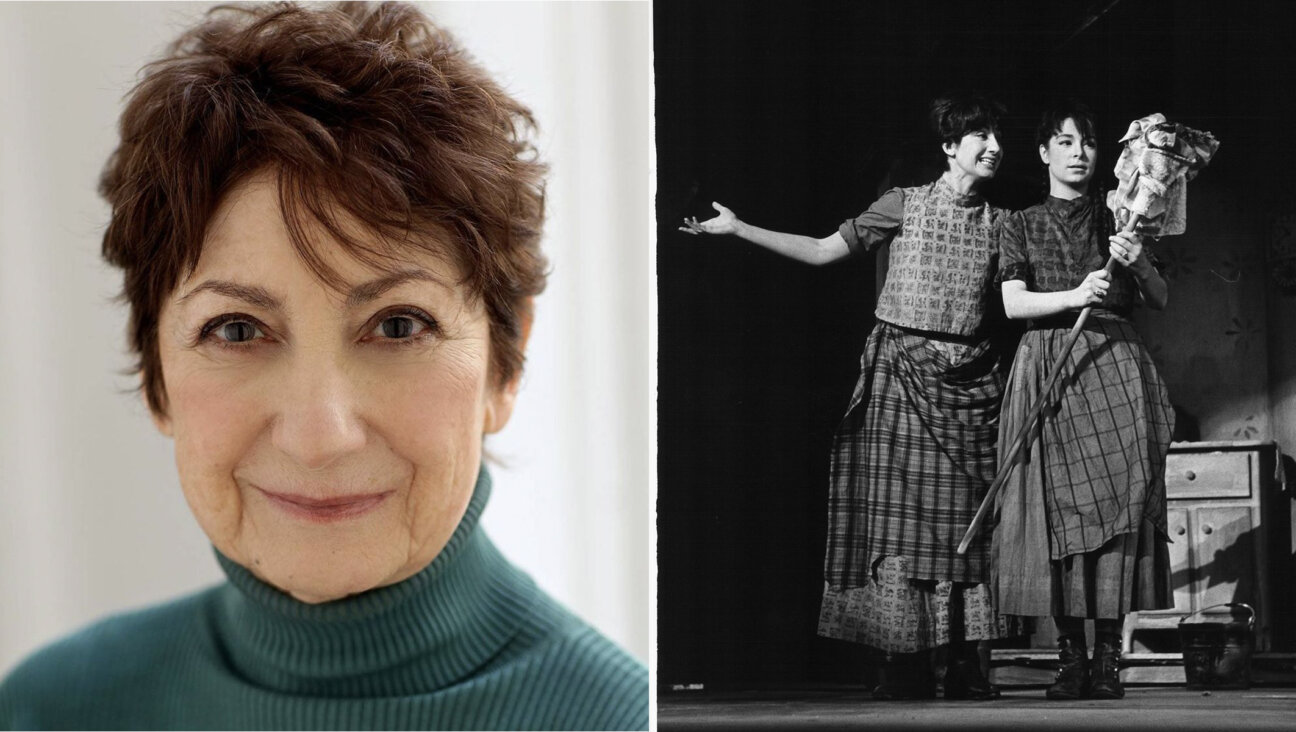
xmin=1193 ymin=516 xmax=1254 ymax=601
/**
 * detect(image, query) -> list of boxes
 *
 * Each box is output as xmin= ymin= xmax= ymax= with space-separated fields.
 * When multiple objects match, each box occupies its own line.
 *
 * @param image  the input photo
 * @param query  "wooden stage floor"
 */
xmin=658 ymin=686 xmax=1296 ymax=731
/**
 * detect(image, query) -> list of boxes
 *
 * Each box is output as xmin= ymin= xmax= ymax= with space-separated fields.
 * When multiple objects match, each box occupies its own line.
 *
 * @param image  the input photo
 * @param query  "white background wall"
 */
xmin=0 ymin=1 xmax=649 ymax=677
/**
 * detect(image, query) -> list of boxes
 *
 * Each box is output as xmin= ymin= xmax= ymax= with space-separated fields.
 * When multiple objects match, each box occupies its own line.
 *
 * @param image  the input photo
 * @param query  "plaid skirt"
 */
xmin=817 ymin=557 xmax=1009 ymax=652
xmin=993 ymin=315 xmax=1173 ymax=617
xmin=823 ymin=321 xmax=1004 ymax=590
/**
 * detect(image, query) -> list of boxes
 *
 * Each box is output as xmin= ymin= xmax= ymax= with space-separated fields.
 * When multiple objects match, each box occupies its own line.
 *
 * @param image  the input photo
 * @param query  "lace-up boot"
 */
xmin=1089 ymin=633 xmax=1125 ymax=699
xmin=1045 ymin=635 xmax=1090 ymax=700
xmin=872 ymin=652 xmax=936 ymax=701
xmin=943 ymin=641 xmax=1000 ymax=700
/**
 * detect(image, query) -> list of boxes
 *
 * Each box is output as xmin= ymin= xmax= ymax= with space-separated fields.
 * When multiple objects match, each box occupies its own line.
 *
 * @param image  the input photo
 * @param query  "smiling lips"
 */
xmin=257 ymin=487 xmax=393 ymax=523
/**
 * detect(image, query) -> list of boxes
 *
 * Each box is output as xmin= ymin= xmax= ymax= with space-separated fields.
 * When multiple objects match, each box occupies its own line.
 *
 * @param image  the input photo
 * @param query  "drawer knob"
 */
xmin=1184 ymin=470 xmax=1196 ymax=481
xmin=1175 ymin=526 xmax=1186 ymax=536
xmin=1203 ymin=525 xmax=1213 ymax=535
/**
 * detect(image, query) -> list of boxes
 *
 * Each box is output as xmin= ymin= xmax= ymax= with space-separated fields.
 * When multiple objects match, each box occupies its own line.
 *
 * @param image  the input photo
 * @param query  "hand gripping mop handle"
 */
xmin=956 ymin=213 xmax=1143 ymax=555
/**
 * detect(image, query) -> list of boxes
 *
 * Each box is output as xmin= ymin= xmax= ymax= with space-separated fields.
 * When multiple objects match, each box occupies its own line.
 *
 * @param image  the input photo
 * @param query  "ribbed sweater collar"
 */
xmin=210 ymin=467 xmax=537 ymax=697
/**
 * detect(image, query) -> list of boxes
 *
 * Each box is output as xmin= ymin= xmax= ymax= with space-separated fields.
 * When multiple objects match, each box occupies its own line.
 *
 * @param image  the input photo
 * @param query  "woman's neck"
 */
xmin=1049 ymin=179 xmax=1089 ymax=200
xmin=207 ymin=466 xmax=538 ymax=697
xmin=941 ymin=169 xmax=981 ymax=196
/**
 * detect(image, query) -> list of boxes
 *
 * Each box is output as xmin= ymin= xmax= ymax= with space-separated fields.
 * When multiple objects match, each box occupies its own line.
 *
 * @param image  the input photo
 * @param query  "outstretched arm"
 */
xmin=681 ymin=202 xmax=851 ymax=266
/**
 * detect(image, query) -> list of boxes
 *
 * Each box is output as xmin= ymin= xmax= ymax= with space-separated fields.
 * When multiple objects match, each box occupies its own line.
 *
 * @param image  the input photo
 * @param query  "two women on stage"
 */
xmin=683 ymin=96 xmax=1173 ymax=702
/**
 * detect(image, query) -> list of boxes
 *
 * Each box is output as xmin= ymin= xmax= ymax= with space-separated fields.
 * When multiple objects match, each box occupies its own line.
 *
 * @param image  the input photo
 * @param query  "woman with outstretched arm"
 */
xmin=683 ymin=95 xmax=1012 ymax=701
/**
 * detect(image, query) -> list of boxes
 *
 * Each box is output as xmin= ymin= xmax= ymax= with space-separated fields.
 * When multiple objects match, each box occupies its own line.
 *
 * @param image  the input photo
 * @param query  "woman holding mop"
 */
xmin=993 ymin=99 xmax=1174 ymax=701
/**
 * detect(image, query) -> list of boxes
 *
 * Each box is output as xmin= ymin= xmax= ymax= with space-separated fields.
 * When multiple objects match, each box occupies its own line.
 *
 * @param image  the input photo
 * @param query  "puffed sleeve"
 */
xmin=996 ymin=210 xmax=1032 ymax=287
xmin=838 ymin=187 xmax=904 ymax=255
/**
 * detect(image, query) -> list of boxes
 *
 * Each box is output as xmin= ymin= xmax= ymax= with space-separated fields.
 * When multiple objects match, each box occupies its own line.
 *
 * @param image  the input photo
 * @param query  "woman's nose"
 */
xmin=985 ymin=133 xmax=1001 ymax=152
xmin=270 ymin=354 xmax=367 ymax=471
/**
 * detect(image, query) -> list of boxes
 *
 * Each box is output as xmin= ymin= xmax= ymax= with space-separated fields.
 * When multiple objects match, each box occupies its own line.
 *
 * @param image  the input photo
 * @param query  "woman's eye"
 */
xmin=380 ymin=316 xmax=417 ymax=339
xmin=197 ymin=315 xmax=267 ymax=347
xmin=220 ymin=321 xmax=260 ymax=343
xmin=369 ymin=311 xmax=437 ymax=342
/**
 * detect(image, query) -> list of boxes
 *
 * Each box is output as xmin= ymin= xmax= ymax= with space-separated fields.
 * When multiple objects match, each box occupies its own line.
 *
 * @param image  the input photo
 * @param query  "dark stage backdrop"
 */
xmin=656 ymin=0 xmax=1296 ymax=692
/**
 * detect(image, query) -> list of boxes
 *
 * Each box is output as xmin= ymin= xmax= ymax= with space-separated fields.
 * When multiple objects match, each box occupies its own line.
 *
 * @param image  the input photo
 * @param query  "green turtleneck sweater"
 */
xmin=0 ymin=469 xmax=648 ymax=730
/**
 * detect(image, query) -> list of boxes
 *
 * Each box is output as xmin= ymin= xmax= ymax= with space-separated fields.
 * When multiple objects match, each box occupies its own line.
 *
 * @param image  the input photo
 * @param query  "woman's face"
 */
xmin=943 ymin=128 xmax=1002 ymax=182
xmin=153 ymin=171 xmax=521 ymax=604
xmin=1040 ymin=117 xmax=1097 ymax=189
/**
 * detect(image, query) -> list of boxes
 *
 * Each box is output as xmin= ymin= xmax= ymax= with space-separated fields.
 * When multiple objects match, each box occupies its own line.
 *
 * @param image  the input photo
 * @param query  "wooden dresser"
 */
xmin=1126 ymin=440 xmax=1290 ymax=653
xmin=992 ymin=440 xmax=1295 ymax=685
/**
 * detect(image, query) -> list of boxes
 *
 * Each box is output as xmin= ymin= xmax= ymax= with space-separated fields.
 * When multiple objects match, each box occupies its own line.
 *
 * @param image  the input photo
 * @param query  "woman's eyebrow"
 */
xmin=180 ymin=280 xmax=282 ymax=310
xmin=345 ymin=268 xmax=447 ymax=307
xmin=178 ymin=269 xmax=446 ymax=310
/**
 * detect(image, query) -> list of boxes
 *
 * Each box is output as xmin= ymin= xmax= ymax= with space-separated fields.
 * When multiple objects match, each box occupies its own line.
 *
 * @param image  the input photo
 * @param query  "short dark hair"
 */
xmin=99 ymin=1 xmax=548 ymax=417
xmin=1037 ymin=99 xmax=1097 ymax=149
xmin=929 ymin=94 xmax=1006 ymax=145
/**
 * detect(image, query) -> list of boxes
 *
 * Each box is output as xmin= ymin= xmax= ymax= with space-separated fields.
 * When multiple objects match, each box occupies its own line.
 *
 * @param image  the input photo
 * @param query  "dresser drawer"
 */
xmin=1165 ymin=451 xmax=1251 ymax=499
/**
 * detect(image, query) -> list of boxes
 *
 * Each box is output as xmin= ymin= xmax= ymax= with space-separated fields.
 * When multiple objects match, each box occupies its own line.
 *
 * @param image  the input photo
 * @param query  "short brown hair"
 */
xmin=100 ymin=1 xmax=548 ymax=416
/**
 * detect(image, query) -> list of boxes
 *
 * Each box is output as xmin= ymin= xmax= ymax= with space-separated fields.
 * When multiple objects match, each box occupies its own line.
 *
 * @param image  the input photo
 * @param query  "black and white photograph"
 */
xmin=657 ymin=0 xmax=1296 ymax=729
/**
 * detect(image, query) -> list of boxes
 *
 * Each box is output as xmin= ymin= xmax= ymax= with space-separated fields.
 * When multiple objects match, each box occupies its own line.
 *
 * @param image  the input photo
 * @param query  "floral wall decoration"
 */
xmin=1132 ymin=180 xmax=1273 ymax=443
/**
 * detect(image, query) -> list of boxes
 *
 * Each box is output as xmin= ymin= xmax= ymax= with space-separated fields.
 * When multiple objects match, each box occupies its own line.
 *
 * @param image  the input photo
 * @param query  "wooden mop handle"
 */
xmin=956 ymin=213 xmax=1143 ymax=555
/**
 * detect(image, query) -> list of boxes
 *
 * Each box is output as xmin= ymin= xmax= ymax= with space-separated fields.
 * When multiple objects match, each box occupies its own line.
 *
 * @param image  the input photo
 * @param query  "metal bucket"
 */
xmin=1178 ymin=603 xmax=1254 ymax=690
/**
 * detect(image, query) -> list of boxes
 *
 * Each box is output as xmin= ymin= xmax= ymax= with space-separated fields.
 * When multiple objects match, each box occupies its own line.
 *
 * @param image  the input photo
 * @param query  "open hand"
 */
xmin=680 ymin=201 xmax=739 ymax=236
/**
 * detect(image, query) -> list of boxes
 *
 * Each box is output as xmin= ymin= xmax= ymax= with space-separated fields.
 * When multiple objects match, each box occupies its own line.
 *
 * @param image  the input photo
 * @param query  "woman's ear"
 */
xmin=1039 ymin=144 xmax=1050 ymax=165
xmin=942 ymin=140 xmax=958 ymax=160
xmin=483 ymin=303 xmax=534 ymax=435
